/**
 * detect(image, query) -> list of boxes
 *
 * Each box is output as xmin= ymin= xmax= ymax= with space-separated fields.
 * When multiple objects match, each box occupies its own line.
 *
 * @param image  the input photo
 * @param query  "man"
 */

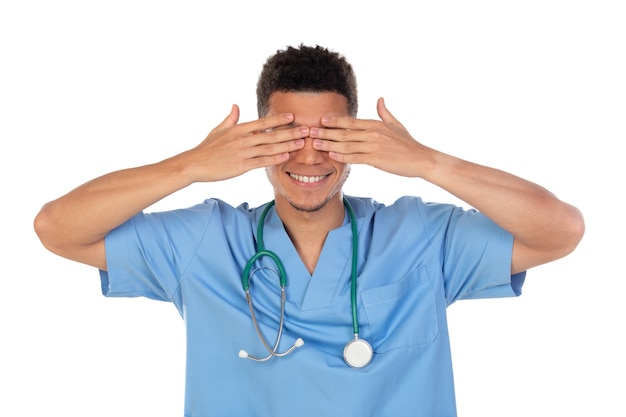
xmin=34 ymin=44 xmax=584 ymax=416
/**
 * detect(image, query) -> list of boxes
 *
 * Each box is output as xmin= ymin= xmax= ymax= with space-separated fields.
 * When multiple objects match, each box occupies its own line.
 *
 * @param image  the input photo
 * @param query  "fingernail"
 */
xmin=310 ymin=127 xmax=319 ymax=136
xmin=299 ymin=127 xmax=309 ymax=135
xmin=321 ymin=116 xmax=330 ymax=123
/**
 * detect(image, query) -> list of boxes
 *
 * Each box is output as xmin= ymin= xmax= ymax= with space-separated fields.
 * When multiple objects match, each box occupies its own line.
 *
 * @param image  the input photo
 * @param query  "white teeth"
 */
xmin=290 ymin=173 xmax=326 ymax=183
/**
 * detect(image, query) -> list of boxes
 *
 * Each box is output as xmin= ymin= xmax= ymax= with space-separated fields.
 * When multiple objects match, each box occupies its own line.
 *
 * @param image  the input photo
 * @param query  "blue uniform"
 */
xmin=100 ymin=195 xmax=525 ymax=417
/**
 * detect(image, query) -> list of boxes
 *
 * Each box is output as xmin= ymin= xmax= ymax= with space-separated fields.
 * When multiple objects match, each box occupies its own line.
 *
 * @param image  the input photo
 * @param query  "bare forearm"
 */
xmin=34 ymin=156 xmax=192 ymax=258
xmin=424 ymin=150 xmax=585 ymax=271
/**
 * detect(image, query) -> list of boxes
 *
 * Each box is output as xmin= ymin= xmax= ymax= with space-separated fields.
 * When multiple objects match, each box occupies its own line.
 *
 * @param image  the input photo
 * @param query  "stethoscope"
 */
xmin=238 ymin=197 xmax=373 ymax=369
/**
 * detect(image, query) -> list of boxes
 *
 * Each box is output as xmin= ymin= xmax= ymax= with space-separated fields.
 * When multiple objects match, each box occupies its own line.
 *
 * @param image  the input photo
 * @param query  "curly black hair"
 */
xmin=256 ymin=44 xmax=358 ymax=118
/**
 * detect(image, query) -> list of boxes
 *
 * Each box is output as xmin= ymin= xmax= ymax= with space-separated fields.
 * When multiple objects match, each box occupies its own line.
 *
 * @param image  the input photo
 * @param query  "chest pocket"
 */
xmin=360 ymin=266 xmax=439 ymax=353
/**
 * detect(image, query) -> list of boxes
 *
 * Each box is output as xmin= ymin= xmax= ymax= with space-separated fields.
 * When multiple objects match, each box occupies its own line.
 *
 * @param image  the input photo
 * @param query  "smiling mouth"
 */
xmin=289 ymin=173 xmax=329 ymax=184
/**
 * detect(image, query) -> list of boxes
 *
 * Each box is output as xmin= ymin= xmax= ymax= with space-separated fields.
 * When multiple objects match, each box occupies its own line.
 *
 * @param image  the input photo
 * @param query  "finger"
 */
xmin=244 ymin=127 xmax=307 ymax=161
xmin=246 ymin=126 xmax=309 ymax=154
xmin=240 ymin=112 xmax=295 ymax=134
xmin=251 ymin=140 xmax=304 ymax=166
xmin=319 ymin=113 xmax=376 ymax=131
xmin=249 ymin=152 xmax=292 ymax=169
xmin=326 ymin=149 xmax=367 ymax=164
xmin=243 ymin=138 xmax=306 ymax=170
xmin=312 ymin=136 xmax=371 ymax=157
xmin=250 ymin=132 xmax=307 ymax=155
xmin=309 ymin=125 xmax=357 ymax=142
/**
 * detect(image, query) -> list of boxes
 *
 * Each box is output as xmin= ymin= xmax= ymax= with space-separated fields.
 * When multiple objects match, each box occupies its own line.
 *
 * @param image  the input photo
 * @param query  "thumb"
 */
xmin=376 ymin=97 xmax=401 ymax=126
xmin=218 ymin=104 xmax=240 ymax=129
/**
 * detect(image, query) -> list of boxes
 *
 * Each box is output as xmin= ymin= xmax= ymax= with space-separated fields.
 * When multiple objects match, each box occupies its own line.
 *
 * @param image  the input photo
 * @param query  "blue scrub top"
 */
xmin=100 ymin=195 xmax=525 ymax=417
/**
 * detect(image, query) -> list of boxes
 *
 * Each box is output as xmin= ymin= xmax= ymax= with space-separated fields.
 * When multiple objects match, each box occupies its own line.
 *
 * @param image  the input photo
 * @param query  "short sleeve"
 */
xmin=440 ymin=206 xmax=525 ymax=304
xmin=99 ymin=201 xmax=219 ymax=306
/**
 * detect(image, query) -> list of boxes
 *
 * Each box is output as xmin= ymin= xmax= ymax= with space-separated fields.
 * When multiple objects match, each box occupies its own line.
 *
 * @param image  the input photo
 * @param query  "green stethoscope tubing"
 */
xmin=241 ymin=201 xmax=288 ymax=290
xmin=240 ymin=197 xmax=369 ymax=365
xmin=345 ymin=197 xmax=360 ymax=335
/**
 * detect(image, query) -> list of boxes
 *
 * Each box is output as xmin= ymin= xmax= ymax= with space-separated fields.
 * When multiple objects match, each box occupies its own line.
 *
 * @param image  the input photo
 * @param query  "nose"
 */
xmin=293 ymin=137 xmax=324 ymax=165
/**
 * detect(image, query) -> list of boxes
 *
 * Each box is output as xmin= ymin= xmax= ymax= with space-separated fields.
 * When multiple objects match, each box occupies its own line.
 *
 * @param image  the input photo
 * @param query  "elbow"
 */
xmin=513 ymin=206 xmax=585 ymax=274
xmin=34 ymin=202 xmax=107 ymax=270
xmin=512 ymin=203 xmax=585 ymax=274
xmin=571 ymin=210 xmax=586 ymax=251
xmin=556 ymin=205 xmax=586 ymax=258
xmin=34 ymin=202 xmax=66 ymax=255
xmin=34 ymin=203 xmax=56 ymax=252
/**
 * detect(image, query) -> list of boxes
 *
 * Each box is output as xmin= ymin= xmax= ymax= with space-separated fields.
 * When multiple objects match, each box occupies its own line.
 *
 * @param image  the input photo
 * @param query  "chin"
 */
xmin=285 ymin=192 xmax=339 ymax=213
xmin=288 ymin=199 xmax=329 ymax=213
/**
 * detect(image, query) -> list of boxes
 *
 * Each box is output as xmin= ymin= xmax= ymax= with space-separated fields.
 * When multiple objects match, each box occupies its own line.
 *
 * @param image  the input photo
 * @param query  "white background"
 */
xmin=2 ymin=1 xmax=624 ymax=415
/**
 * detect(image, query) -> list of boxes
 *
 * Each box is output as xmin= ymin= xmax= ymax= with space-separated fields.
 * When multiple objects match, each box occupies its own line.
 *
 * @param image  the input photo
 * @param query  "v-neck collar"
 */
xmin=260 ymin=206 xmax=354 ymax=311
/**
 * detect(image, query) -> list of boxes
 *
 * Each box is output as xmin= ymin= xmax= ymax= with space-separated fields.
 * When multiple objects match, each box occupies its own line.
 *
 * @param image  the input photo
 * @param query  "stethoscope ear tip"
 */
xmin=238 ymin=350 xmax=249 ymax=358
xmin=295 ymin=338 xmax=305 ymax=347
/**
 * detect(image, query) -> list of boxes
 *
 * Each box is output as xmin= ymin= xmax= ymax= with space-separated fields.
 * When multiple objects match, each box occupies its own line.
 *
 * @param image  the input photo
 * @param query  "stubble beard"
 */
xmin=267 ymin=165 xmax=351 ymax=213
xmin=287 ymin=193 xmax=337 ymax=213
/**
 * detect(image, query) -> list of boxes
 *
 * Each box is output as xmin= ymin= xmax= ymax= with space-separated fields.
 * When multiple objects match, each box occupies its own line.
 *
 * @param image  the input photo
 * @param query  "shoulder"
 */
xmin=345 ymin=195 xmax=492 ymax=244
xmin=145 ymin=198 xmax=270 ymax=223
xmin=123 ymin=199 xmax=270 ymax=242
xmin=345 ymin=195 xmax=459 ymax=222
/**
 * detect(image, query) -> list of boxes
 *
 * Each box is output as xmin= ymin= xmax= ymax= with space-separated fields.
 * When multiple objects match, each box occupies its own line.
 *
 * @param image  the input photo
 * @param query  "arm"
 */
xmin=34 ymin=105 xmax=308 ymax=270
xmin=310 ymin=98 xmax=585 ymax=274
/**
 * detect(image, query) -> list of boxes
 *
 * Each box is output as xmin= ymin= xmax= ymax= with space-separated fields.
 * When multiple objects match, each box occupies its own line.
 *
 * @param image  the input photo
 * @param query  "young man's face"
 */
xmin=265 ymin=91 xmax=351 ymax=213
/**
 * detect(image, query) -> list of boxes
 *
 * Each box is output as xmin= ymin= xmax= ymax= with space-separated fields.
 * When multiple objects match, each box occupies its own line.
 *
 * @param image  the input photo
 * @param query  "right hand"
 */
xmin=181 ymin=105 xmax=309 ymax=183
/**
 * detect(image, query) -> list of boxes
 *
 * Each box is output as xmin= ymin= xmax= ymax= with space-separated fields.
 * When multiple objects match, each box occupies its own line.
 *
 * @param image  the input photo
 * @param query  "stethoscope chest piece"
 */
xmin=343 ymin=336 xmax=373 ymax=369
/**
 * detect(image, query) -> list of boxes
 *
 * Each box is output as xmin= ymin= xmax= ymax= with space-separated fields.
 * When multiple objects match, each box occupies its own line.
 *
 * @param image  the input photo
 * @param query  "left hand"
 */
xmin=310 ymin=97 xmax=431 ymax=178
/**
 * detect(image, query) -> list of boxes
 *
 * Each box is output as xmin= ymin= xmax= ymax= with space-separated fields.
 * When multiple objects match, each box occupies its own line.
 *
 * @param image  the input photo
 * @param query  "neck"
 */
xmin=274 ymin=195 xmax=345 ymax=274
